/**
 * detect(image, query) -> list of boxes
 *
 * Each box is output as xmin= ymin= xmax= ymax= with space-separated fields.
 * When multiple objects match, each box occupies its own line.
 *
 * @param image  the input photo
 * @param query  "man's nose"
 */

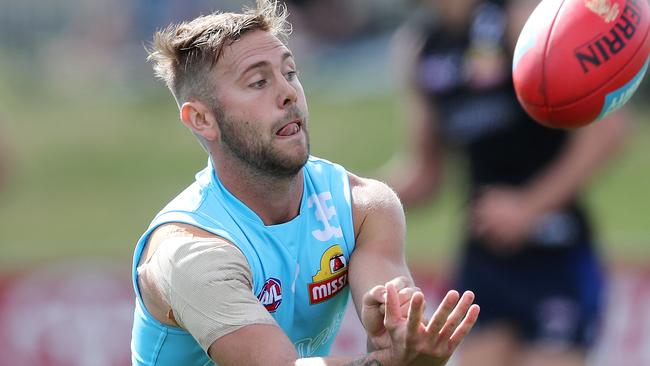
xmin=277 ymin=75 xmax=298 ymax=108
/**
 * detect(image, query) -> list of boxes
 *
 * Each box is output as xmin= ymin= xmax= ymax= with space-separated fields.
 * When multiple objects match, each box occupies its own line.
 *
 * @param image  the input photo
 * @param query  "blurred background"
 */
xmin=0 ymin=0 xmax=648 ymax=365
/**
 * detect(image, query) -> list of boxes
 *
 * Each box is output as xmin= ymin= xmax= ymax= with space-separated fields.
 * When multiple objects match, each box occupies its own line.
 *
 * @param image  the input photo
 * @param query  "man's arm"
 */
xmin=209 ymin=323 xmax=391 ymax=365
xmin=346 ymin=173 xmax=479 ymax=356
xmin=209 ymin=286 xmax=478 ymax=366
xmin=347 ymin=172 xmax=416 ymax=345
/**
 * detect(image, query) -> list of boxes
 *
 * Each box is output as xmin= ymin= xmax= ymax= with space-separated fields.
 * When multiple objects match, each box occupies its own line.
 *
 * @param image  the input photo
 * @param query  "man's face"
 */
xmin=210 ymin=30 xmax=309 ymax=178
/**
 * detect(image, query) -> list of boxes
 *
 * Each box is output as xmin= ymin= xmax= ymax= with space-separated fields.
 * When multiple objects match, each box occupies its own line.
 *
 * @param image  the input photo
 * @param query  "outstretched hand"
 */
xmin=384 ymin=284 xmax=480 ymax=366
xmin=362 ymin=276 xmax=422 ymax=350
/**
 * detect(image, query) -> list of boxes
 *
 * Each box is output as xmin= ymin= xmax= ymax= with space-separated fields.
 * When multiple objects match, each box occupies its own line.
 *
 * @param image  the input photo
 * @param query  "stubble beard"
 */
xmin=216 ymin=107 xmax=310 ymax=179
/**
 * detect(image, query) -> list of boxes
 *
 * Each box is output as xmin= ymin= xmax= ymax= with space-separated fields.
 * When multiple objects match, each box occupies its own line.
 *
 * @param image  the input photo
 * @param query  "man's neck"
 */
xmin=212 ymin=156 xmax=304 ymax=226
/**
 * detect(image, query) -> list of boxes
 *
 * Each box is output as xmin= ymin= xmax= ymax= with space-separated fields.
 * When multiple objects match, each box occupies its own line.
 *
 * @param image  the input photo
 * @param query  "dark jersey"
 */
xmin=413 ymin=1 xmax=592 ymax=249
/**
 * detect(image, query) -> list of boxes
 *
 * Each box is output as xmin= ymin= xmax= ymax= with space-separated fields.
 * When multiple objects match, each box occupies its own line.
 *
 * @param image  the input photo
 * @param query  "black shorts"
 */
xmin=456 ymin=242 xmax=605 ymax=348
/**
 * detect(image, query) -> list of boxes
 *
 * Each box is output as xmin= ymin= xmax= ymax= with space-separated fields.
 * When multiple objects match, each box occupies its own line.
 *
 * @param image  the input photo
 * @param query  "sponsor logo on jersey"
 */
xmin=308 ymin=245 xmax=348 ymax=304
xmin=257 ymin=277 xmax=282 ymax=312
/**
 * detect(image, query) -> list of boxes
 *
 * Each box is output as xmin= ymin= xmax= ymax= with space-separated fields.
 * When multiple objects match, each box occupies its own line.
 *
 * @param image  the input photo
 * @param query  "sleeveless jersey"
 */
xmin=131 ymin=156 xmax=356 ymax=365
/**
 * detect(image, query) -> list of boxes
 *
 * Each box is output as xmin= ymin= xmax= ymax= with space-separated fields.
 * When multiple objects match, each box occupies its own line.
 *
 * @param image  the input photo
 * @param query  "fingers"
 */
xmin=425 ymin=290 xmax=460 ymax=335
xmin=406 ymin=292 xmax=426 ymax=341
xmin=423 ymin=290 xmax=479 ymax=354
xmin=383 ymin=285 xmax=480 ymax=360
xmin=384 ymin=277 xmax=419 ymax=304
xmin=398 ymin=286 xmax=422 ymax=306
xmin=448 ymin=304 xmax=480 ymax=351
xmin=385 ymin=276 xmax=412 ymax=291
xmin=379 ymin=286 xmax=423 ymax=316
xmin=435 ymin=291 xmax=475 ymax=340
xmin=367 ymin=277 xmax=420 ymax=317
xmin=384 ymin=282 xmax=425 ymax=327
xmin=363 ymin=285 xmax=387 ymax=307
xmin=383 ymin=283 xmax=401 ymax=331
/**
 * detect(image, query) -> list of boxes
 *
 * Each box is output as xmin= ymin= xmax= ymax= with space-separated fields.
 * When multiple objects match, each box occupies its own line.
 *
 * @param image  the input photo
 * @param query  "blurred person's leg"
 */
xmin=455 ymin=323 xmax=519 ymax=366
xmin=519 ymin=347 xmax=586 ymax=366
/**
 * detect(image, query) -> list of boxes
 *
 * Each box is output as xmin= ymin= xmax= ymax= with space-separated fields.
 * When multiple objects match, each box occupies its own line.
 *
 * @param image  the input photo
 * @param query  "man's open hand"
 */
xmin=384 ymin=284 xmax=480 ymax=366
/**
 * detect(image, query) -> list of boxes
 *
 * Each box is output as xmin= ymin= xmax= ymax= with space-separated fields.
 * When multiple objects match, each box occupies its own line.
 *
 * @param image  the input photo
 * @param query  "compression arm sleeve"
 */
xmin=147 ymin=237 xmax=277 ymax=352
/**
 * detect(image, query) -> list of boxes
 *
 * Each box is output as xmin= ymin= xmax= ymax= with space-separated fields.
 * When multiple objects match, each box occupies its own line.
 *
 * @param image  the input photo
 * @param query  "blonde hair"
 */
xmin=147 ymin=0 xmax=291 ymax=105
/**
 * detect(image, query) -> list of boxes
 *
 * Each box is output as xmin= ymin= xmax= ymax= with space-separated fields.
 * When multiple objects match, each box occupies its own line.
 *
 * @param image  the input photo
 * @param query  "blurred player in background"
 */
xmin=384 ymin=0 xmax=629 ymax=365
xmin=131 ymin=1 xmax=480 ymax=365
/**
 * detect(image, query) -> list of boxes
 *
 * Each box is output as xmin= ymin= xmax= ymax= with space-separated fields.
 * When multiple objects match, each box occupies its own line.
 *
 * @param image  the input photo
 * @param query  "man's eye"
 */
xmin=286 ymin=71 xmax=298 ymax=81
xmin=250 ymin=79 xmax=267 ymax=89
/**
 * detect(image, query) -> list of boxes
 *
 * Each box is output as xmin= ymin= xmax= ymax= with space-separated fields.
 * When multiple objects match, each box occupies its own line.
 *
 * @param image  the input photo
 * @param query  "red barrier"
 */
xmin=0 ymin=263 xmax=649 ymax=365
xmin=0 ymin=263 xmax=132 ymax=366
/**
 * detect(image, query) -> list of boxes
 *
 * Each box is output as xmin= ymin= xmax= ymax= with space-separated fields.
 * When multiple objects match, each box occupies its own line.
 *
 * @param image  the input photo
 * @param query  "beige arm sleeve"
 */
xmin=147 ymin=236 xmax=277 ymax=352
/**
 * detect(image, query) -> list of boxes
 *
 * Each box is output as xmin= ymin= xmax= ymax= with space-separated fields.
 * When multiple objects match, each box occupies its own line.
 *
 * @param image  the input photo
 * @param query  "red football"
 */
xmin=513 ymin=0 xmax=650 ymax=128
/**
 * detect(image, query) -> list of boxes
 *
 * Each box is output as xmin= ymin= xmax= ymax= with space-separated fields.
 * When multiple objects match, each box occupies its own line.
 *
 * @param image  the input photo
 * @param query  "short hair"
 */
xmin=147 ymin=0 xmax=291 ymax=106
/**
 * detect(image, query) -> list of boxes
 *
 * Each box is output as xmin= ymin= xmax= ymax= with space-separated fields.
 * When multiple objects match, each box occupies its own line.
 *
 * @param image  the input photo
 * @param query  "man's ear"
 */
xmin=180 ymin=101 xmax=219 ymax=141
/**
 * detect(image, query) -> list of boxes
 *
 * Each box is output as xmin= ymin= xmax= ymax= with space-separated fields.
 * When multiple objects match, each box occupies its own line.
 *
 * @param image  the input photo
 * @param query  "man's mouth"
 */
xmin=276 ymin=119 xmax=302 ymax=136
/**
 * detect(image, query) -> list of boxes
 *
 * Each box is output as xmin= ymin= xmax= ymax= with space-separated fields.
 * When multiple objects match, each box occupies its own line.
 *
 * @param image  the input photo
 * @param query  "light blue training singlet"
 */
xmin=131 ymin=156 xmax=356 ymax=365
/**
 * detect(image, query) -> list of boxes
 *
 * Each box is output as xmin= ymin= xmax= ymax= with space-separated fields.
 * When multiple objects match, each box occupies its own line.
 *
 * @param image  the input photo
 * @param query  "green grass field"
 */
xmin=1 ymin=63 xmax=649 ymax=272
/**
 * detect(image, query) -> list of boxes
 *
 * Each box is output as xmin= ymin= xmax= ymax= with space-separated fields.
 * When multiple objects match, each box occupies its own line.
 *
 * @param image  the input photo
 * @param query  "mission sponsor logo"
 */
xmin=308 ymin=245 xmax=348 ymax=304
xmin=257 ymin=277 xmax=282 ymax=312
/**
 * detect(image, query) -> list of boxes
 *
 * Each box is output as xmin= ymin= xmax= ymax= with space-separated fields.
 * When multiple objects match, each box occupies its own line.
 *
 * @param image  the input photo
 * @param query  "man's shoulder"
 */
xmin=149 ymin=222 xmax=218 ymax=245
xmin=348 ymin=173 xmax=403 ymax=226
xmin=347 ymin=173 xmax=406 ymax=247
xmin=349 ymin=174 xmax=399 ymax=206
xmin=138 ymin=222 xmax=225 ymax=267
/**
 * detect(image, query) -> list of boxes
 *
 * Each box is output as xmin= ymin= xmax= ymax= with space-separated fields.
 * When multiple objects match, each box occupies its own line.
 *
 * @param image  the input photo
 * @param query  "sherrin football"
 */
xmin=513 ymin=0 xmax=650 ymax=128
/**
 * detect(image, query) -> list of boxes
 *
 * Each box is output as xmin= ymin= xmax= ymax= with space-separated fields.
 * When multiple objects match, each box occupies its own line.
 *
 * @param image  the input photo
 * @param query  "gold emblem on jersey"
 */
xmin=584 ymin=0 xmax=620 ymax=23
xmin=308 ymin=245 xmax=348 ymax=304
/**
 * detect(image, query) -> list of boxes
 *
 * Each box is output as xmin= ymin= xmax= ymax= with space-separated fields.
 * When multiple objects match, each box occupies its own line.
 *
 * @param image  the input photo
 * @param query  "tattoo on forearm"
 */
xmin=343 ymin=356 xmax=383 ymax=366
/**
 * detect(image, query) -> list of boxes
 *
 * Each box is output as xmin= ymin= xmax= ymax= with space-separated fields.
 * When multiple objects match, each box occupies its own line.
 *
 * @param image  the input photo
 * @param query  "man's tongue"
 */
xmin=277 ymin=122 xmax=299 ymax=136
